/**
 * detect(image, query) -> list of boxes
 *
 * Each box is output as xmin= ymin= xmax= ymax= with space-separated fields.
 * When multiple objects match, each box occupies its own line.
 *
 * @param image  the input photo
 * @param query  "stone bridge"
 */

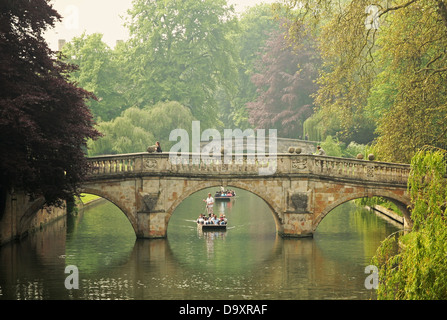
xmin=81 ymin=152 xmax=412 ymax=239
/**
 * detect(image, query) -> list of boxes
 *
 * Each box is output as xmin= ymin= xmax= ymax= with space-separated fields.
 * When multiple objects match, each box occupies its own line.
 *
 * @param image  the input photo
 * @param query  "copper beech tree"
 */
xmin=0 ymin=0 xmax=100 ymax=207
xmin=247 ymin=21 xmax=320 ymax=138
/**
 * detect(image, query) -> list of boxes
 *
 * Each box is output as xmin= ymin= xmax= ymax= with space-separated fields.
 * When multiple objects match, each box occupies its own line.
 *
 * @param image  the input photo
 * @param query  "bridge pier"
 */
xmin=137 ymin=211 xmax=168 ymax=239
xmin=280 ymin=212 xmax=314 ymax=238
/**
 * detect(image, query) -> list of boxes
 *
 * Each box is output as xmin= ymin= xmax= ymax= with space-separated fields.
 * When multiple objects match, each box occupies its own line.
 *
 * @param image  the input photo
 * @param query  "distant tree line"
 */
xmin=60 ymin=1 xmax=323 ymax=155
xmin=65 ymin=0 xmax=447 ymax=163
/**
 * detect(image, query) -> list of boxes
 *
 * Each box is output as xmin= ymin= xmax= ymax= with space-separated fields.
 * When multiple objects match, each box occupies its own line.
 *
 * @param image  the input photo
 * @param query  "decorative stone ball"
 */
xmin=368 ymin=153 xmax=375 ymax=161
xmin=147 ymin=146 xmax=155 ymax=153
xmin=295 ymin=147 xmax=302 ymax=154
xmin=288 ymin=147 xmax=295 ymax=153
xmin=356 ymin=153 xmax=364 ymax=159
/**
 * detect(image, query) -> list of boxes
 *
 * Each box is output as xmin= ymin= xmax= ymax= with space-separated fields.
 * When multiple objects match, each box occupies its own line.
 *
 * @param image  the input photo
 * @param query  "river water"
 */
xmin=0 ymin=187 xmax=401 ymax=300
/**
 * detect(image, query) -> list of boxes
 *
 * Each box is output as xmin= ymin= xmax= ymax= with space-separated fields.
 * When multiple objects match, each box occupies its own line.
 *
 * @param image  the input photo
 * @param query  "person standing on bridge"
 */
xmin=204 ymin=193 xmax=214 ymax=216
xmin=316 ymin=145 xmax=326 ymax=156
xmin=155 ymin=141 xmax=162 ymax=152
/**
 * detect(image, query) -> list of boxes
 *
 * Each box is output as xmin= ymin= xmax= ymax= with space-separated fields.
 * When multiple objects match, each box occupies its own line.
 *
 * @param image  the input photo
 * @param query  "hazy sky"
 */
xmin=44 ymin=0 xmax=277 ymax=51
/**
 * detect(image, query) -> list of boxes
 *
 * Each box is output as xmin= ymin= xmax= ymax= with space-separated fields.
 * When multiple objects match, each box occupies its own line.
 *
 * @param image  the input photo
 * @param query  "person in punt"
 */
xmin=197 ymin=214 xmax=205 ymax=225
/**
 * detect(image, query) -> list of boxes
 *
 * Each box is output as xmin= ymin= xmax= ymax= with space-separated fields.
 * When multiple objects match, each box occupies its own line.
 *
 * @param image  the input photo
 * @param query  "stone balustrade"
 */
xmin=86 ymin=152 xmax=410 ymax=186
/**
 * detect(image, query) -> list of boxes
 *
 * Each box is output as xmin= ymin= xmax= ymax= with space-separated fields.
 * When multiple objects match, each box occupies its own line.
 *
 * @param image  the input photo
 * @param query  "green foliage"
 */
xmin=123 ymin=0 xmax=240 ymax=128
xmin=371 ymin=2 xmax=447 ymax=163
xmin=303 ymin=113 xmax=324 ymax=142
xmin=61 ymin=33 xmax=127 ymax=121
xmin=372 ymin=148 xmax=447 ymax=299
xmin=143 ymin=101 xmax=196 ymax=150
xmin=318 ymin=135 xmax=369 ymax=158
xmin=365 ymin=64 xmax=398 ymax=124
xmin=282 ymin=0 xmax=447 ymax=162
xmin=320 ymin=136 xmax=342 ymax=157
xmin=408 ymin=148 xmax=447 ymax=230
xmin=88 ymin=101 xmax=195 ymax=156
xmin=302 ymin=102 xmax=376 ymax=145
xmin=344 ymin=141 xmax=367 ymax=158
xmin=307 ymin=0 xmax=378 ymax=141
xmin=87 ymin=113 xmax=155 ymax=155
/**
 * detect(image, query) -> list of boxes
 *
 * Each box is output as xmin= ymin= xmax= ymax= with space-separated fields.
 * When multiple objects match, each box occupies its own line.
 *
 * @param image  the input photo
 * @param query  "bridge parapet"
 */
xmin=86 ymin=152 xmax=410 ymax=186
xmin=309 ymin=156 xmax=410 ymax=185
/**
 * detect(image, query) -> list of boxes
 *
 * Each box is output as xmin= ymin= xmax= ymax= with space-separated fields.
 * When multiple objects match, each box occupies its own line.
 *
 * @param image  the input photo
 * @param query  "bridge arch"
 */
xmin=165 ymin=181 xmax=282 ymax=234
xmin=80 ymin=187 xmax=139 ymax=236
xmin=313 ymin=189 xmax=412 ymax=232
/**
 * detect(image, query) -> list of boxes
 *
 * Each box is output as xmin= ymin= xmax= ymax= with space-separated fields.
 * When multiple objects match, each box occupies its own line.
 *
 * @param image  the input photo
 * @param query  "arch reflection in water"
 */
xmin=168 ymin=187 xmax=278 ymax=275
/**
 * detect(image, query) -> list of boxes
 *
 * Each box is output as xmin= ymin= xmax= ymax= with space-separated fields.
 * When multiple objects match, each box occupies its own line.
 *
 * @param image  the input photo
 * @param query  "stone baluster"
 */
xmin=103 ymin=160 xmax=108 ymax=173
xmin=100 ymin=160 xmax=104 ymax=174
xmin=125 ymin=157 xmax=131 ymax=172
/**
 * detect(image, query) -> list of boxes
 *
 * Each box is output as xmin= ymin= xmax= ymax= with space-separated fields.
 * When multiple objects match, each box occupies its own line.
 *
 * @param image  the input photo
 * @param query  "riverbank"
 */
xmin=73 ymin=194 xmax=106 ymax=212
xmin=366 ymin=204 xmax=404 ymax=225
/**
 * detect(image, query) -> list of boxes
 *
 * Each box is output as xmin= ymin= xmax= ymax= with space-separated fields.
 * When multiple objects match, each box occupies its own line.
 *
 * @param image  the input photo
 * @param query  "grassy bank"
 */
xmin=77 ymin=193 xmax=100 ymax=204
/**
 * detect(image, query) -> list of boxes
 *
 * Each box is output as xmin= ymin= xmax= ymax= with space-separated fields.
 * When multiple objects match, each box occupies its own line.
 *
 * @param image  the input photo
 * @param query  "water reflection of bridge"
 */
xmin=82 ymin=152 xmax=412 ymax=239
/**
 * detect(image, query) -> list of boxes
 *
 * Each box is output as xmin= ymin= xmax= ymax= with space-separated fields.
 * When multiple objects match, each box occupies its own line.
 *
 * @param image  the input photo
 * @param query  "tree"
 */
xmin=144 ymin=100 xmax=196 ymax=150
xmin=281 ymin=0 xmax=447 ymax=162
xmin=61 ymin=33 xmax=128 ymax=122
xmin=226 ymin=4 xmax=281 ymax=129
xmin=123 ymin=0 xmax=239 ymax=128
xmin=0 ymin=0 xmax=100 ymax=206
xmin=87 ymin=111 xmax=155 ymax=156
xmin=373 ymin=148 xmax=447 ymax=299
xmin=369 ymin=1 xmax=447 ymax=162
xmin=247 ymin=20 xmax=320 ymax=138
xmin=88 ymin=101 xmax=195 ymax=156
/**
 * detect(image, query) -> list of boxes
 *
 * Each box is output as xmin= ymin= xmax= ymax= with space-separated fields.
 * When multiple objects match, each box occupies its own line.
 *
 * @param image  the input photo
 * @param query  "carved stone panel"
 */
xmin=139 ymin=192 xmax=159 ymax=212
xmin=292 ymin=158 xmax=307 ymax=170
xmin=289 ymin=192 xmax=309 ymax=213
xmin=144 ymin=159 xmax=158 ymax=170
xmin=366 ymin=165 xmax=375 ymax=178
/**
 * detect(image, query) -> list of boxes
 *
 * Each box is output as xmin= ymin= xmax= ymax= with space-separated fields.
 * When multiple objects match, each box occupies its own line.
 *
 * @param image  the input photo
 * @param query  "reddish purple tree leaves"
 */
xmin=0 ymin=0 xmax=100 ymax=206
xmin=247 ymin=24 xmax=320 ymax=138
